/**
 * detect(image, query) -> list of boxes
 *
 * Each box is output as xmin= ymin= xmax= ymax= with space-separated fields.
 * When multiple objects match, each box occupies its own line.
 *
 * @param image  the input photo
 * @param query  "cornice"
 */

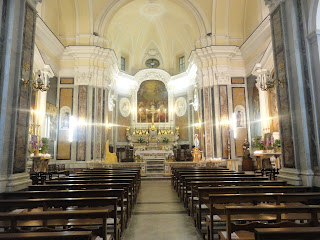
xmin=35 ymin=17 xmax=64 ymax=60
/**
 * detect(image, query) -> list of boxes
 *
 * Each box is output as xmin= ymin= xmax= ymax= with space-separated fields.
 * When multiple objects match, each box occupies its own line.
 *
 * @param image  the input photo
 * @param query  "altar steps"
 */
xmin=142 ymin=160 xmax=170 ymax=180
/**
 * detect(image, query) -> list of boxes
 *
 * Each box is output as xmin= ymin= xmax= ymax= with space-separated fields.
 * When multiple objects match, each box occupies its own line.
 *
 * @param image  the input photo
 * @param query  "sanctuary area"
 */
xmin=1 ymin=0 xmax=320 ymax=239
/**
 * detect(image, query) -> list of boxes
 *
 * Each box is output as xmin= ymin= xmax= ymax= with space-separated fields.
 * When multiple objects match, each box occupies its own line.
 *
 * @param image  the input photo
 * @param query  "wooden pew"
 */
xmin=57 ymin=174 xmax=140 ymax=195
xmin=188 ymin=180 xmax=287 ymax=217
xmin=28 ymin=182 xmax=133 ymax=213
xmin=180 ymin=176 xmax=269 ymax=204
xmin=0 ymin=209 xmax=112 ymax=240
xmin=194 ymin=185 xmax=312 ymax=232
xmin=0 ymin=231 xmax=96 ymax=240
xmin=72 ymin=170 xmax=141 ymax=190
xmin=45 ymin=178 xmax=137 ymax=205
xmin=172 ymin=169 xmax=237 ymax=186
xmin=221 ymin=205 xmax=320 ymax=240
xmin=254 ymin=227 xmax=320 ymax=240
xmin=0 ymin=189 xmax=126 ymax=231
xmin=171 ymin=168 xmax=236 ymax=189
xmin=0 ymin=197 xmax=120 ymax=240
xmin=207 ymin=192 xmax=320 ymax=240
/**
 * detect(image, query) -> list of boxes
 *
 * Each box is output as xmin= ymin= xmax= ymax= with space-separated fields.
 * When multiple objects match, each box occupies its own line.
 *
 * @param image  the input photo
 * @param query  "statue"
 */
xmin=194 ymin=134 xmax=200 ymax=148
xmin=243 ymin=139 xmax=250 ymax=157
xmin=192 ymin=134 xmax=201 ymax=162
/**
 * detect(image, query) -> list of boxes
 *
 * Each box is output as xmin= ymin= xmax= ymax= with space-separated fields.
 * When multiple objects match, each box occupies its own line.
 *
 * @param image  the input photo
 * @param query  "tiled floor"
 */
xmin=123 ymin=180 xmax=202 ymax=240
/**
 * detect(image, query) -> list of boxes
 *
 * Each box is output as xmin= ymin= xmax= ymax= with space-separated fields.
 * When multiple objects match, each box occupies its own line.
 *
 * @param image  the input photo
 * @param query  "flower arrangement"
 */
xmin=39 ymin=137 xmax=49 ymax=154
xmin=29 ymin=140 xmax=38 ymax=154
xmin=252 ymin=136 xmax=264 ymax=150
xmin=274 ymin=139 xmax=281 ymax=151
xmin=137 ymin=137 xmax=145 ymax=143
xmin=162 ymin=137 xmax=169 ymax=144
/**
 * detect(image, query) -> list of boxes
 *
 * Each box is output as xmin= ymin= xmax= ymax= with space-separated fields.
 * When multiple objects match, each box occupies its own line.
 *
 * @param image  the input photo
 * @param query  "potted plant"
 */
xmin=274 ymin=139 xmax=281 ymax=152
xmin=137 ymin=137 xmax=145 ymax=143
xmin=39 ymin=137 xmax=49 ymax=154
xmin=162 ymin=137 xmax=169 ymax=144
xmin=252 ymin=136 xmax=264 ymax=150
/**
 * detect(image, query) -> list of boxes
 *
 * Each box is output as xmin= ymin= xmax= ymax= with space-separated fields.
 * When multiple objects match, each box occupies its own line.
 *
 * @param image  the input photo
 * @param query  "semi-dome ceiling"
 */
xmin=38 ymin=0 xmax=269 ymax=74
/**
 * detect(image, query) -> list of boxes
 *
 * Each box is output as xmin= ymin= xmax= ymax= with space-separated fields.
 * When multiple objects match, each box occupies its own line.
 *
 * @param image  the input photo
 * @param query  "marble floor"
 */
xmin=123 ymin=180 xmax=202 ymax=240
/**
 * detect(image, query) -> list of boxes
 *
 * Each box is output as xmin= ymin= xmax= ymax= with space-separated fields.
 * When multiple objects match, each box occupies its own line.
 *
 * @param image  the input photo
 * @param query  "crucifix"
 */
xmin=149 ymin=105 xmax=157 ymax=131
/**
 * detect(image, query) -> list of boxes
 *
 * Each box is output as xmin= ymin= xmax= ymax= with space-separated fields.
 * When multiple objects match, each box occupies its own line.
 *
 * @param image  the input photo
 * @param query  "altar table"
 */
xmin=135 ymin=150 xmax=173 ymax=161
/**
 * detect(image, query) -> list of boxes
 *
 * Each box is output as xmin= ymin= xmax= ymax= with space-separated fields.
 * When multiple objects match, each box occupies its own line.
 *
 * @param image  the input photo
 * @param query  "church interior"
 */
xmin=1 ymin=0 xmax=320 ymax=239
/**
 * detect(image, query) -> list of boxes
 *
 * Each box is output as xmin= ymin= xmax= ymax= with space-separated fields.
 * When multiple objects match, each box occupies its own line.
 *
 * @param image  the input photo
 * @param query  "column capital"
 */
xmin=264 ymin=0 xmax=284 ymax=12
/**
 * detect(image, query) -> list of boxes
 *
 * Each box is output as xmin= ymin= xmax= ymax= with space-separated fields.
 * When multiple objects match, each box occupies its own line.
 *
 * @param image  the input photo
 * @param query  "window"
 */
xmin=179 ymin=56 xmax=185 ymax=72
xmin=145 ymin=59 xmax=160 ymax=68
xmin=121 ymin=57 xmax=125 ymax=71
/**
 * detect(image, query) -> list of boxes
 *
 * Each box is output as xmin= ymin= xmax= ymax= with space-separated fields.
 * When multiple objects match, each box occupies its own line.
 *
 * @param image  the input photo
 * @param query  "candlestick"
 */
xmin=146 ymin=109 xmax=148 ymax=124
xmin=165 ymin=109 xmax=167 ymax=129
xmin=139 ymin=109 xmax=142 ymax=129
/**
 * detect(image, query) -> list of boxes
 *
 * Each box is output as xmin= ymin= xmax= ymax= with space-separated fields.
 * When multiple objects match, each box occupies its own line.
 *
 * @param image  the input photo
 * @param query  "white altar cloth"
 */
xmin=135 ymin=150 xmax=173 ymax=160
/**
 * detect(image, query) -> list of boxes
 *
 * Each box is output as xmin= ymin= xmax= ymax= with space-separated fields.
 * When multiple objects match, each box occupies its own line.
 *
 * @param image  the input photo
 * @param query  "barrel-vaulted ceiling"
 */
xmin=38 ymin=0 xmax=269 ymax=74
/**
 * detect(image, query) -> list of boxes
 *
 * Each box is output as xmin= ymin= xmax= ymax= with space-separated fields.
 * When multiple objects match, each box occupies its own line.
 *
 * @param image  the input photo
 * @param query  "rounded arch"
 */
xmin=94 ymin=0 xmax=208 ymax=38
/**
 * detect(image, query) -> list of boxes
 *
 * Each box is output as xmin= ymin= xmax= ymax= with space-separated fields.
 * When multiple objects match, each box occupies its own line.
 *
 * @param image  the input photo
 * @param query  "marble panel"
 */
xmin=13 ymin=3 xmax=36 ymax=173
xmin=91 ymin=88 xmax=95 ymax=159
xmin=271 ymin=6 xmax=295 ymax=168
xmin=60 ymin=78 xmax=74 ymax=84
xmin=101 ymin=89 xmax=106 ymax=158
xmin=231 ymin=77 xmax=244 ymax=84
xmin=76 ymin=86 xmax=87 ymax=161
xmin=296 ymin=1 xmax=317 ymax=167
xmin=269 ymin=87 xmax=279 ymax=132
xmin=219 ymin=86 xmax=230 ymax=159
xmin=57 ymin=88 xmax=73 ymax=160
xmin=95 ymin=88 xmax=102 ymax=159
xmin=232 ymin=87 xmax=248 ymax=157
xmin=204 ymin=88 xmax=213 ymax=157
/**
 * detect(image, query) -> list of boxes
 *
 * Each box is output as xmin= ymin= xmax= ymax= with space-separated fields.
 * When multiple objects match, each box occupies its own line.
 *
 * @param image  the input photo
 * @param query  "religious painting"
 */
xmin=269 ymin=86 xmax=280 ymax=132
xmin=137 ymin=80 xmax=168 ymax=122
xmin=46 ymin=103 xmax=58 ymax=141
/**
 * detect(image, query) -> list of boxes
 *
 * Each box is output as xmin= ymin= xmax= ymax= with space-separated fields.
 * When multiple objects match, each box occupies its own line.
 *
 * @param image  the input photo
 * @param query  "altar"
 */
xmin=135 ymin=149 xmax=173 ymax=161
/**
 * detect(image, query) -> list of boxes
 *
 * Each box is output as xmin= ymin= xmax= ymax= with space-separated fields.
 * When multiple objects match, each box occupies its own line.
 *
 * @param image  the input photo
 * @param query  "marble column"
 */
xmin=265 ymin=0 xmax=317 ymax=185
xmin=0 ymin=0 xmax=36 ymax=192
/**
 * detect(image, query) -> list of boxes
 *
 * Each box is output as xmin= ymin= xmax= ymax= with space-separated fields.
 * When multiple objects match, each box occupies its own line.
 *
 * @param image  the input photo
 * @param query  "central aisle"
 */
xmin=123 ymin=180 xmax=202 ymax=240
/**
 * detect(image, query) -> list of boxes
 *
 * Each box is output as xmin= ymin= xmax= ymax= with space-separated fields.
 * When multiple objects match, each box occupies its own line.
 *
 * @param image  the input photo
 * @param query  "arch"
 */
xmin=94 ymin=0 xmax=208 ymax=38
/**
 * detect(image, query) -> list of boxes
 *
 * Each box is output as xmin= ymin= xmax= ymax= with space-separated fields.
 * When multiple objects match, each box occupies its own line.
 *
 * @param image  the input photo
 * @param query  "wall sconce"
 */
xmin=195 ymin=122 xmax=201 ymax=130
xmin=106 ymin=123 xmax=112 ymax=130
xmin=33 ymin=70 xmax=50 ymax=92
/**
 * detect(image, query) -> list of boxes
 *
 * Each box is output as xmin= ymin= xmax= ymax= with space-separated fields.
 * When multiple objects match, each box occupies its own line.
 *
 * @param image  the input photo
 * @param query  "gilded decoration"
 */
xmin=137 ymin=80 xmax=168 ymax=123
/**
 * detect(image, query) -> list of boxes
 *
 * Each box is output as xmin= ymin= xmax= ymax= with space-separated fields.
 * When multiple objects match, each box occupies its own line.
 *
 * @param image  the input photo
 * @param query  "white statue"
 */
xmin=194 ymin=134 xmax=200 ymax=148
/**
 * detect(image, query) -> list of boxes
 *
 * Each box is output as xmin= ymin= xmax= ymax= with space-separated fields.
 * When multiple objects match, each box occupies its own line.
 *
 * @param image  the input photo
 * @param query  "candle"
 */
xmin=139 ymin=109 xmax=142 ymax=129
xmin=165 ymin=109 xmax=167 ymax=129
xmin=146 ymin=109 xmax=148 ymax=123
